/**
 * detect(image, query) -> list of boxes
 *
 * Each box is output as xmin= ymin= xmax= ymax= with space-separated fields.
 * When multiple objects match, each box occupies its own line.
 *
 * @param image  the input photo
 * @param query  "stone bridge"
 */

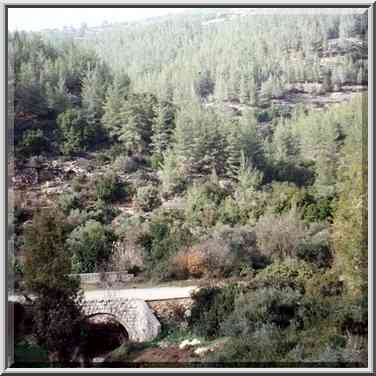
xmin=82 ymin=298 xmax=161 ymax=342
xmin=10 ymin=286 xmax=197 ymax=343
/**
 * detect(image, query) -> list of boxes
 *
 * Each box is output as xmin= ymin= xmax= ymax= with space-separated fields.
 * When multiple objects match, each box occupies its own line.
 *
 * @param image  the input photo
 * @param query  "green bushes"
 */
xmin=57 ymin=108 xmax=92 ymax=155
xmin=95 ymin=172 xmax=126 ymax=203
xmin=217 ymin=197 xmax=242 ymax=225
xmin=189 ymin=284 xmax=241 ymax=338
xmin=212 ymin=225 xmax=269 ymax=272
xmin=22 ymin=209 xmax=83 ymax=364
xmin=185 ymin=182 xmax=227 ymax=229
xmin=207 ymin=323 xmax=292 ymax=366
xmin=159 ymin=149 xmax=187 ymax=198
xmin=303 ymin=195 xmax=335 ymax=223
xmin=255 ymin=258 xmax=314 ymax=292
xmin=135 ymin=185 xmax=161 ymax=212
xmin=140 ymin=209 xmax=194 ymax=280
xmin=296 ymin=239 xmax=332 ymax=268
xmin=334 ymin=295 xmax=368 ymax=336
xmin=14 ymin=340 xmax=50 ymax=366
xmin=58 ymin=192 xmax=81 ymax=215
xmin=222 ymin=287 xmax=302 ymax=336
xmin=17 ymin=128 xmax=48 ymax=157
xmin=88 ymin=200 xmax=120 ymax=225
xmin=268 ymin=182 xmax=309 ymax=214
xmin=67 ymin=220 xmax=116 ymax=273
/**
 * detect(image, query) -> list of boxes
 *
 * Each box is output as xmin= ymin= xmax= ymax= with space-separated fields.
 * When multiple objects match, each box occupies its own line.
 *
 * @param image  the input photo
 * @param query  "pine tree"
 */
xmin=57 ymin=108 xmax=86 ymax=155
xmin=239 ymin=74 xmax=249 ymax=104
xmin=159 ymin=148 xmax=185 ymax=197
xmin=248 ymin=77 xmax=257 ymax=106
xmin=271 ymin=119 xmax=300 ymax=164
xmin=332 ymin=99 xmax=367 ymax=295
xmin=102 ymin=72 xmax=131 ymax=140
xmin=117 ymin=93 xmax=157 ymax=154
xmin=173 ymin=102 xmax=199 ymax=171
xmin=225 ymin=120 xmax=242 ymax=178
xmin=239 ymin=109 xmax=265 ymax=169
xmin=81 ymin=65 xmax=107 ymax=143
xmin=151 ymin=102 xmax=170 ymax=166
xmin=237 ymin=151 xmax=263 ymax=193
xmin=194 ymin=69 xmax=215 ymax=102
xmin=45 ymin=75 xmax=70 ymax=114
xmin=322 ymin=68 xmax=333 ymax=93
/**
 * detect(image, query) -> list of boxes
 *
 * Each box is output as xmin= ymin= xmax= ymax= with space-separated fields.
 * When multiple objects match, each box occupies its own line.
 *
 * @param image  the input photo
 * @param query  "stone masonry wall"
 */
xmin=147 ymin=298 xmax=194 ymax=328
xmin=82 ymin=298 xmax=160 ymax=342
xmin=70 ymin=271 xmax=134 ymax=285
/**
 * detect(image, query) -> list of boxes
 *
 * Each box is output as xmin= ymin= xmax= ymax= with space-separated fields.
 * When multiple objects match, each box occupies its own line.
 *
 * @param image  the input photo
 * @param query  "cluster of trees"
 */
xmin=10 ymin=31 xmax=180 ymax=164
xmin=14 ymin=95 xmax=366 ymax=363
xmin=71 ymin=9 xmax=368 ymax=104
xmin=10 ymin=9 xmax=367 ymax=366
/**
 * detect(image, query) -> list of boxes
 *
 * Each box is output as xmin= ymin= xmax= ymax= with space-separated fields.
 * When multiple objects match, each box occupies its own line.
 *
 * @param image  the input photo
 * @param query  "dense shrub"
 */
xmin=58 ymin=192 xmax=81 ymax=215
xmin=158 ymin=150 xmax=187 ymax=199
xmin=212 ymin=225 xmax=269 ymax=270
xmin=189 ymin=284 xmax=241 ymax=338
xmin=207 ymin=323 xmax=291 ymax=366
xmin=22 ymin=209 xmax=83 ymax=363
xmin=67 ymin=220 xmax=116 ymax=273
xmin=95 ymin=172 xmax=126 ymax=203
xmin=296 ymin=239 xmax=333 ymax=268
xmin=221 ymin=287 xmax=302 ymax=337
xmin=57 ymin=108 xmax=97 ymax=155
xmin=17 ymin=128 xmax=48 ymax=157
xmin=135 ymin=185 xmax=161 ymax=212
xmin=303 ymin=195 xmax=335 ymax=223
xmin=255 ymin=210 xmax=308 ymax=260
xmin=71 ymin=175 xmax=87 ymax=193
xmin=268 ymin=182 xmax=311 ymax=215
xmin=265 ymin=160 xmax=315 ymax=187
xmin=335 ymin=295 xmax=368 ymax=336
xmin=114 ymin=155 xmax=140 ymax=173
xmin=13 ymin=203 xmax=32 ymax=235
xmin=305 ymin=270 xmax=344 ymax=298
xmin=255 ymin=258 xmax=314 ymax=293
xmin=140 ymin=209 xmax=194 ymax=280
xmin=88 ymin=199 xmax=120 ymax=225
xmin=185 ymin=182 xmax=227 ymax=229
xmin=11 ymin=257 xmax=25 ymax=292
xmin=217 ymin=196 xmax=242 ymax=225
xmin=66 ymin=208 xmax=89 ymax=228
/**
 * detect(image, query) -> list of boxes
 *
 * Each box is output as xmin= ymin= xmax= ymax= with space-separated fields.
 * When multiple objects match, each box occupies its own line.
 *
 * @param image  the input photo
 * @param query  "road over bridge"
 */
xmin=9 ymin=286 xmax=198 ymax=342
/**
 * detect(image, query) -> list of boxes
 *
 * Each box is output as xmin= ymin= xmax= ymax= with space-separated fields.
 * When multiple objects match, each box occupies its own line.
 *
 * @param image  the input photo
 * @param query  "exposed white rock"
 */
xmin=179 ymin=338 xmax=201 ymax=349
xmin=194 ymin=347 xmax=212 ymax=356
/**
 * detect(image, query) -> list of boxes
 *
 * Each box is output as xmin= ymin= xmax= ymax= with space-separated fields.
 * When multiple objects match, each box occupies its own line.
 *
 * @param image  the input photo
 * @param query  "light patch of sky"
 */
xmin=8 ymin=7 xmax=189 ymax=31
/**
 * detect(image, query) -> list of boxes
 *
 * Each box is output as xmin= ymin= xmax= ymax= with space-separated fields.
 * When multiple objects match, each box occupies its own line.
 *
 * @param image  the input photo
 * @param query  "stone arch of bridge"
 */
xmin=85 ymin=312 xmax=130 ymax=340
xmin=81 ymin=298 xmax=161 ymax=342
xmin=85 ymin=310 xmax=135 ymax=339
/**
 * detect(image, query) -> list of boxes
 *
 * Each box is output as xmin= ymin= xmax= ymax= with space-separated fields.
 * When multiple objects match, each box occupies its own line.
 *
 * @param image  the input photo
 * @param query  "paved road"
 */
xmin=83 ymin=286 xmax=198 ymax=301
xmin=9 ymin=286 xmax=198 ymax=303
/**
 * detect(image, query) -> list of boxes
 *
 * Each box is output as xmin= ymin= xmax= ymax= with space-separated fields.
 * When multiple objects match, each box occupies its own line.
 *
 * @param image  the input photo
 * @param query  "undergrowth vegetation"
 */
xmin=10 ymin=8 xmax=367 ymax=367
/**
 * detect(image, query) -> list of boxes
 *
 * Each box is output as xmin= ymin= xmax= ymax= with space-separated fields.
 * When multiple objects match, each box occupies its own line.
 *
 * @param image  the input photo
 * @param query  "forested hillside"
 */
xmin=9 ymin=8 xmax=368 ymax=367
